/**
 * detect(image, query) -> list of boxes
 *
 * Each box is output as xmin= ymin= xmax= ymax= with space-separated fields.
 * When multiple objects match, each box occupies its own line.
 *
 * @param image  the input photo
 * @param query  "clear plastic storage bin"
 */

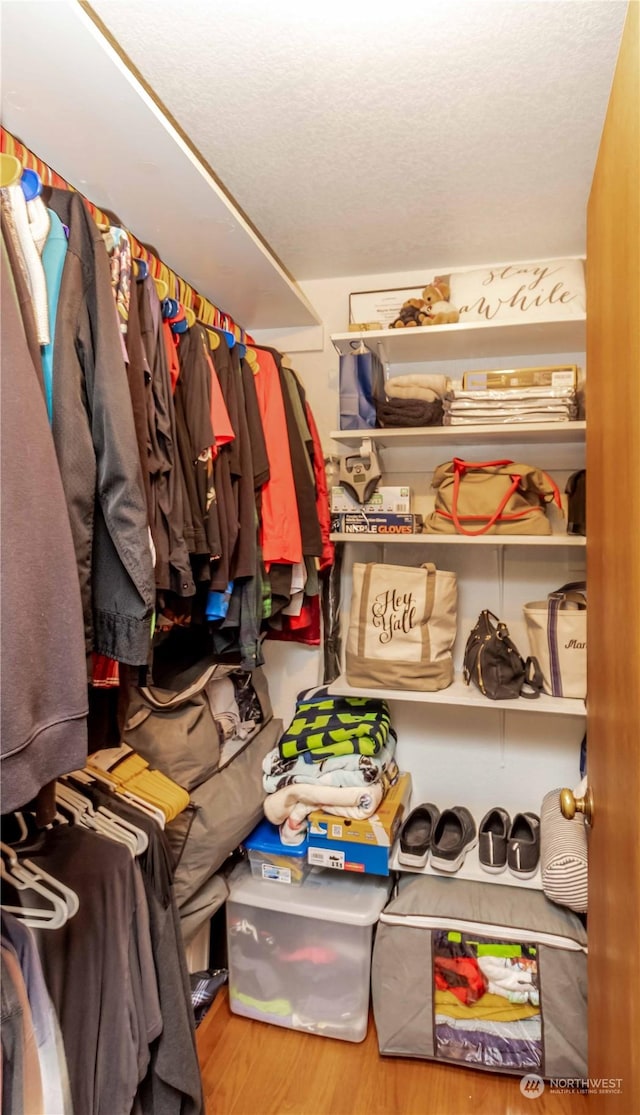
xmin=227 ymin=862 xmax=390 ymax=1041
xmin=243 ymin=817 xmax=310 ymax=886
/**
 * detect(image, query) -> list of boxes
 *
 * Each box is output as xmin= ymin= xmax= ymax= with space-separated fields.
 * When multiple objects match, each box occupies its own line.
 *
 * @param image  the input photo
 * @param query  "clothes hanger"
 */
xmin=63 ymin=772 xmax=148 ymax=853
xmin=0 ymin=152 xmax=22 ymax=187
xmin=0 ymin=843 xmax=69 ymax=929
xmin=68 ymin=770 xmax=158 ymax=839
xmin=56 ymin=783 xmax=139 ymax=856
xmin=20 ymin=168 xmax=51 ymax=254
xmin=245 ymin=347 xmax=260 ymax=374
xmin=3 ymin=832 xmax=80 ymax=920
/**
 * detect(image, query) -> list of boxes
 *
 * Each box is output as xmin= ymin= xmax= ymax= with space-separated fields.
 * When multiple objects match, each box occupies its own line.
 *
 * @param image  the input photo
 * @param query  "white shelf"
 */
xmin=389 ymin=844 xmax=543 ymax=891
xmin=1 ymin=3 xmax=320 ymax=332
xmin=328 ymin=676 xmax=586 ymax=717
xmin=330 ymin=532 xmax=585 ymax=547
xmin=331 ymin=316 xmax=586 ymax=364
xmin=330 ymin=421 xmax=586 ymax=448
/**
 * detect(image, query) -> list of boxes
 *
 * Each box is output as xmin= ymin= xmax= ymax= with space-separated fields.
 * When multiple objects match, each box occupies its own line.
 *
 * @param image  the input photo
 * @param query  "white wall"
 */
xmin=262 ymin=267 xmax=586 ymax=828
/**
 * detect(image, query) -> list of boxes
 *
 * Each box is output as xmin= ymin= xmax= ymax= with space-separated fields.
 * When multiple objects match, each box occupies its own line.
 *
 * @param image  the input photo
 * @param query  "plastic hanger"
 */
xmin=67 ymin=771 xmax=155 ymax=842
xmin=56 ymin=784 xmax=139 ymax=856
xmin=0 ymin=843 xmax=69 ymax=929
xmin=63 ymin=772 xmax=148 ymax=853
xmin=134 ymin=257 xmax=149 ymax=280
xmin=13 ymin=850 xmax=80 ymax=920
xmin=20 ymin=168 xmax=51 ymax=254
xmin=206 ymin=328 xmax=221 ymax=351
xmin=154 ymin=277 xmax=169 ymax=300
xmin=245 ymin=347 xmax=260 ymax=375
xmin=0 ymin=153 xmax=22 ymax=187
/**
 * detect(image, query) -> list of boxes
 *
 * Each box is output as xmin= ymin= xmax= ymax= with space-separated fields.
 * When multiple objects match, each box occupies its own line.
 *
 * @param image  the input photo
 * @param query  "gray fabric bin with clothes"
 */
xmin=372 ymin=874 xmax=587 ymax=1079
xmin=124 ymin=662 xmax=280 ymax=942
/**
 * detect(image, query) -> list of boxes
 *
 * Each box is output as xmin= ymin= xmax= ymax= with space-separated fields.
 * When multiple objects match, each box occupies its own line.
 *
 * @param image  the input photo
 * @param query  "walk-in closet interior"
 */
xmin=1 ymin=2 xmax=638 ymax=1114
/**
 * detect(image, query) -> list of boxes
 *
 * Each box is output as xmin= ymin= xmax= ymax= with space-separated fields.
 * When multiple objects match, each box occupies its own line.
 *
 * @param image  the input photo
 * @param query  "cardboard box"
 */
xmin=307 ymin=773 xmax=412 ymax=876
xmin=331 ymin=485 xmax=412 ymax=514
xmin=331 ymin=512 xmax=423 ymax=535
xmin=461 ymin=365 xmax=578 ymax=391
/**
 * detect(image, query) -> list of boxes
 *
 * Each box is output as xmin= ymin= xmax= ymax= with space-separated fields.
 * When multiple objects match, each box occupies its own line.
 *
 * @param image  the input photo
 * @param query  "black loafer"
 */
xmin=478 ymin=807 xmax=511 ymax=875
xmin=430 ymin=806 xmax=477 ymax=873
xmin=507 ymin=812 xmax=541 ymax=879
xmin=398 ymin=803 xmax=440 ymax=868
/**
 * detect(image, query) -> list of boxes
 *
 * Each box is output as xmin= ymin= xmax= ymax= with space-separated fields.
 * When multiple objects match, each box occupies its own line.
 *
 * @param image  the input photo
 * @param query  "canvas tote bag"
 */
xmin=424 ymin=457 xmax=562 ymax=536
xmin=523 ymin=582 xmax=587 ymax=699
xmin=346 ymin=562 xmax=457 ymax=691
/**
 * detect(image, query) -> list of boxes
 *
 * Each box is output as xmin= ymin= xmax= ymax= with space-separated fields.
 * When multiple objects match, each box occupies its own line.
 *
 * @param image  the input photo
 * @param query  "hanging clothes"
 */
xmin=173 ymin=324 xmax=221 ymax=565
xmin=252 ymin=346 xmax=302 ymax=567
xmin=0 ymin=236 xmax=87 ymax=814
xmin=40 ymin=208 xmax=67 ymax=423
xmin=43 ymin=187 xmax=155 ymax=666
xmin=137 ymin=275 xmax=195 ymax=600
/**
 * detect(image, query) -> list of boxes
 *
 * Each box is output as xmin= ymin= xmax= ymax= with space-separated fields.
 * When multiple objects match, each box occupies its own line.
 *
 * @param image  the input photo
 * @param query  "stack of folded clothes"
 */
xmin=444 ymin=385 xmax=578 ymax=425
xmin=262 ymin=687 xmax=398 ymax=844
xmin=376 ymin=374 xmax=452 ymax=427
xmin=433 ymin=930 xmax=542 ymax=1071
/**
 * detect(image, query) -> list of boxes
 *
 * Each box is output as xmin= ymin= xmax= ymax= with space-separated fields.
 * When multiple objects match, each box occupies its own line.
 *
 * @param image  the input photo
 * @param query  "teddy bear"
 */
xmin=419 ymin=279 xmax=460 ymax=326
xmin=388 ymin=278 xmax=460 ymax=328
xmin=388 ymin=297 xmax=425 ymax=328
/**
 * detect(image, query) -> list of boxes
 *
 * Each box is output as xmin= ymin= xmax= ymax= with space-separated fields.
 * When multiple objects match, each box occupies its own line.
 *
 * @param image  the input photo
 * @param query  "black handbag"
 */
xmin=463 ymin=611 xmax=543 ymax=700
xmin=565 ymin=469 xmax=586 ymax=535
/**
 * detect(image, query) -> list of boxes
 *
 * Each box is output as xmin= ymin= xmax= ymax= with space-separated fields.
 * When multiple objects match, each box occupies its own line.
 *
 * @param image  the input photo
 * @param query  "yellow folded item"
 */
xmin=434 ymin=990 xmax=540 ymax=1023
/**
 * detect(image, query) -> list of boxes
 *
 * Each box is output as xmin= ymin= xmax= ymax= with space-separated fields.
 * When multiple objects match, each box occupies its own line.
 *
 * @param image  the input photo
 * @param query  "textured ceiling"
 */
xmin=89 ymin=0 xmax=625 ymax=280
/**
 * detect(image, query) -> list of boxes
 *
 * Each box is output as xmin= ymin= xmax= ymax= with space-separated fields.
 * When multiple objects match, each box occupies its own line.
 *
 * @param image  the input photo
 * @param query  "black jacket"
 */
xmin=45 ymin=188 xmax=155 ymax=665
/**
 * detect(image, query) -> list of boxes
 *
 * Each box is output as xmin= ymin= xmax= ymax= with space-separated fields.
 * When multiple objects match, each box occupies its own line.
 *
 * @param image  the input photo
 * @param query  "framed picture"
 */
xmin=348 ymin=286 xmax=424 ymax=328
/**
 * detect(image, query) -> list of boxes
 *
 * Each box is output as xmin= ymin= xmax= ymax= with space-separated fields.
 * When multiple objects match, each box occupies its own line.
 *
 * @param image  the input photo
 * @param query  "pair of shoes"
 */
xmin=398 ymin=804 xmax=477 ymax=873
xmin=479 ymin=808 xmax=540 ymax=879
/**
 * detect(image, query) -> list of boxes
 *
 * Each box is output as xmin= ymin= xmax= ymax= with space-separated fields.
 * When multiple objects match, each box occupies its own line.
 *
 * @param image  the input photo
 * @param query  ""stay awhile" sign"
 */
xmin=450 ymin=259 xmax=585 ymax=324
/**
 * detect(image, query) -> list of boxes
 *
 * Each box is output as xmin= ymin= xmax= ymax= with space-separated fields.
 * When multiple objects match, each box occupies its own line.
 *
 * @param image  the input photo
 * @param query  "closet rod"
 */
xmin=0 ymin=126 xmax=250 ymax=344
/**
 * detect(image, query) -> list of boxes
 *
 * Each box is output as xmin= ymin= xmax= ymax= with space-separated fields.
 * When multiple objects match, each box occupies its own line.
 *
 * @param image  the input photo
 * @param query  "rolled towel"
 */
xmin=264 ymin=780 xmax=384 ymax=827
xmin=376 ymin=397 xmax=443 ymax=428
xmin=386 ymin=374 xmax=452 ymax=402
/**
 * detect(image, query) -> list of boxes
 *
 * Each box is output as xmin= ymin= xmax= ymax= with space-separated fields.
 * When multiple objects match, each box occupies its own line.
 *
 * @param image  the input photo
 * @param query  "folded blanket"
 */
xmin=278 ymin=688 xmax=392 ymax=762
xmin=264 ymin=781 xmax=384 ymax=844
xmin=386 ymin=374 xmax=451 ymax=401
xmin=263 ymin=739 xmax=397 ymax=793
xmin=376 ymin=397 xmax=443 ymax=428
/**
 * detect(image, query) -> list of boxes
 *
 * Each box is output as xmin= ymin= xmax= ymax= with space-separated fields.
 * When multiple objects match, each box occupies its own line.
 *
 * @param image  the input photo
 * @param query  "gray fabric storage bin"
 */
xmin=372 ymin=875 xmax=587 ymax=1079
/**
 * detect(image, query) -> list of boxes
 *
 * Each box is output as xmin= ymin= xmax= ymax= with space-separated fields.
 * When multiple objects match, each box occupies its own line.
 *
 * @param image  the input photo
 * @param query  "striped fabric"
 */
xmin=278 ymin=688 xmax=392 ymax=761
xmin=540 ymin=789 xmax=588 ymax=914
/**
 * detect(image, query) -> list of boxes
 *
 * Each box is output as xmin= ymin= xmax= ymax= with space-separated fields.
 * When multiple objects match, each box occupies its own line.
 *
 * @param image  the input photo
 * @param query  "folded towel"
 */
xmin=386 ymin=373 xmax=451 ymax=401
xmin=265 ymin=780 xmax=385 ymax=844
xmin=376 ymin=397 xmax=443 ymax=427
xmin=263 ymin=740 xmax=398 ymax=794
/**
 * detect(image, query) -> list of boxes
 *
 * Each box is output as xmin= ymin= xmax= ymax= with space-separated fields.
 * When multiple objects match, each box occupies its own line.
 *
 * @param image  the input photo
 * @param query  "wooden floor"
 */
xmin=197 ymin=990 xmax=588 ymax=1115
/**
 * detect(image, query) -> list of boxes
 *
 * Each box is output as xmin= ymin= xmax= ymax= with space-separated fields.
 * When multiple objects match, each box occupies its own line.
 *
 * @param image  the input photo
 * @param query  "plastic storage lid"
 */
xmin=244 ymin=817 xmax=308 ymax=859
xmin=228 ymin=862 xmax=390 ymax=926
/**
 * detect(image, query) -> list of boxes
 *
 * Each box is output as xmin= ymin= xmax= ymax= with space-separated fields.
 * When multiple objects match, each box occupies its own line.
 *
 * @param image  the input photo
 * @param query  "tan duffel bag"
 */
xmin=424 ymin=457 xmax=562 ymax=535
xmin=346 ymin=562 xmax=457 ymax=691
